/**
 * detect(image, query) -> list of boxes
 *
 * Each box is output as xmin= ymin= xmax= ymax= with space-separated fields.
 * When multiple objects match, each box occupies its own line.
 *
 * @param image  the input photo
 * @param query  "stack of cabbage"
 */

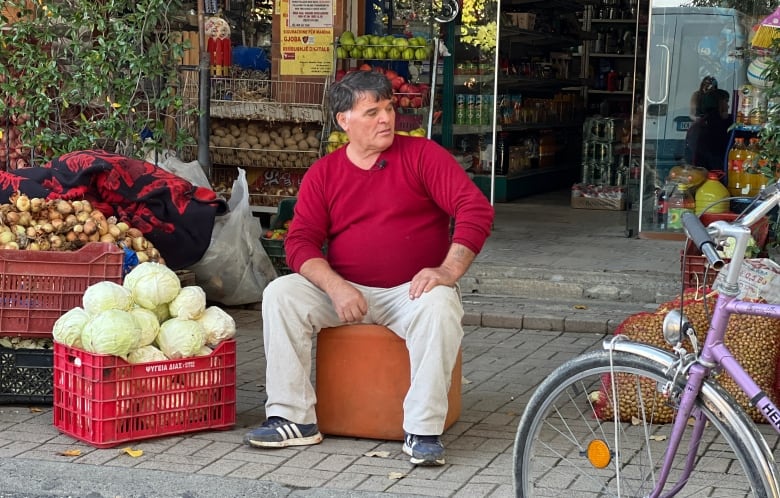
xmin=52 ymin=262 xmax=236 ymax=363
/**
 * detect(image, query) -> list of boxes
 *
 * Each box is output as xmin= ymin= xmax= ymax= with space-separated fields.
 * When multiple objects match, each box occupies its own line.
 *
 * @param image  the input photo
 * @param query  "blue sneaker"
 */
xmin=402 ymin=433 xmax=445 ymax=465
xmin=244 ymin=416 xmax=323 ymax=448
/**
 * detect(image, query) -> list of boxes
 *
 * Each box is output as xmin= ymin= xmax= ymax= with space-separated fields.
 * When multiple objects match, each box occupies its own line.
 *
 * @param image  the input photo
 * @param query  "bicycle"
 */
xmin=513 ymin=185 xmax=780 ymax=497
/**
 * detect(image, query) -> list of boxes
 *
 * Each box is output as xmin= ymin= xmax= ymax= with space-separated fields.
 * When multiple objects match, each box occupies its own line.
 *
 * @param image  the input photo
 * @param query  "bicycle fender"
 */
xmin=604 ymin=335 xmax=780 ymax=498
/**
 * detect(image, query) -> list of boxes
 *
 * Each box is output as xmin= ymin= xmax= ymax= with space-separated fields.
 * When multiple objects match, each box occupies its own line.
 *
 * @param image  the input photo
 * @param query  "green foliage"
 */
xmin=459 ymin=0 xmax=497 ymax=55
xmin=687 ymin=0 xmax=774 ymax=15
xmin=757 ymin=38 xmax=780 ymax=172
xmin=0 ymin=0 xmax=195 ymax=165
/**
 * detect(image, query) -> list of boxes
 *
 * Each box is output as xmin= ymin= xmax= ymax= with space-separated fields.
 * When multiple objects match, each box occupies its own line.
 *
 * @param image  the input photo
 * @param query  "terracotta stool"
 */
xmin=315 ymin=324 xmax=462 ymax=441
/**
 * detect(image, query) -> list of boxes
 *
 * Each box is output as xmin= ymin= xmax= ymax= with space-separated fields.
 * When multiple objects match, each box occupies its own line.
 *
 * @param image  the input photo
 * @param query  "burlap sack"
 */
xmin=597 ymin=292 xmax=780 ymax=423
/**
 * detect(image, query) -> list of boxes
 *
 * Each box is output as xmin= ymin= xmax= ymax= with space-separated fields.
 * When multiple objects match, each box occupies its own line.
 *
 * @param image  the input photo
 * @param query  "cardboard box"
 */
xmin=508 ymin=13 xmax=536 ymax=30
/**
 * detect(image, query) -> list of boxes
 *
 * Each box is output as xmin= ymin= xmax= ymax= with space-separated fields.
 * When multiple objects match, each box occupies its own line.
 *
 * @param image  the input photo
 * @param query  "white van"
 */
xmin=643 ymin=6 xmax=748 ymax=179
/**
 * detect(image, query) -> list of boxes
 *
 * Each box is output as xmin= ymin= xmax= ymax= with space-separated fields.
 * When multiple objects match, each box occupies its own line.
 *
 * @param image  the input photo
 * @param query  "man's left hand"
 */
xmin=409 ymin=267 xmax=458 ymax=300
xmin=408 ymin=243 xmax=477 ymax=300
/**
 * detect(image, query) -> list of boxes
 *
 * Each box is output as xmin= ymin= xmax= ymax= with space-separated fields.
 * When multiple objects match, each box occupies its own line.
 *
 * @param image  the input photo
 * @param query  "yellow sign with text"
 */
xmin=279 ymin=0 xmax=334 ymax=76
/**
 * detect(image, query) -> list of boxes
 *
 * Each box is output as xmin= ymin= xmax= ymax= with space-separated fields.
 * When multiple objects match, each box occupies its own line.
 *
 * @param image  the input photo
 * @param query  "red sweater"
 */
xmin=285 ymin=135 xmax=494 ymax=287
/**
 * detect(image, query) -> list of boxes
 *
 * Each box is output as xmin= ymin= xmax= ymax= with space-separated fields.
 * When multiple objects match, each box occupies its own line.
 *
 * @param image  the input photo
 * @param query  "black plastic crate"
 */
xmin=261 ymin=198 xmax=296 ymax=276
xmin=260 ymin=238 xmax=292 ymax=276
xmin=0 ymin=347 xmax=53 ymax=404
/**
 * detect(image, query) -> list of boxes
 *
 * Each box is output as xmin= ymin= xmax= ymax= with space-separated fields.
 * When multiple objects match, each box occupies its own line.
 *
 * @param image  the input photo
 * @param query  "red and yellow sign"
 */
xmin=279 ymin=0 xmax=334 ymax=76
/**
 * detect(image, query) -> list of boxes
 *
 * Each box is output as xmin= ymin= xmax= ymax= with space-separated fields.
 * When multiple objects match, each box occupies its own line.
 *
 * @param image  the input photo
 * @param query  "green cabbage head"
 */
xmin=81 ymin=309 xmax=139 ymax=358
xmin=130 ymin=306 xmax=161 ymax=348
xmin=128 ymin=345 xmax=168 ymax=364
xmin=198 ymin=306 xmax=236 ymax=347
xmin=83 ymin=281 xmax=133 ymax=315
xmin=52 ymin=307 xmax=90 ymax=348
xmin=169 ymin=286 xmax=207 ymax=320
xmin=156 ymin=318 xmax=206 ymax=359
xmin=153 ymin=302 xmax=171 ymax=323
xmin=124 ymin=262 xmax=181 ymax=309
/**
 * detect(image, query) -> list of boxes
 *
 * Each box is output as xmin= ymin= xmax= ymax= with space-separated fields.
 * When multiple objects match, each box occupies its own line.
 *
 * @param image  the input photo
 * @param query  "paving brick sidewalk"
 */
xmin=0 ymin=309 xmax=607 ymax=497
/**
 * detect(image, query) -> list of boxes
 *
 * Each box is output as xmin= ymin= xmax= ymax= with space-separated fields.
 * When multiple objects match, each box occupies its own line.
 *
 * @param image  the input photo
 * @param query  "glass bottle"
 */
xmin=667 ymin=183 xmax=695 ymax=230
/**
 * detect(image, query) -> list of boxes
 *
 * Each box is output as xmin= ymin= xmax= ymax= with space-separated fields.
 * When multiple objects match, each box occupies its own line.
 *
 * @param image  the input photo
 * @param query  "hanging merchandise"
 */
xmin=204 ymin=0 xmax=219 ymax=15
xmin=205 ymin=16 xmax=232 ymax=77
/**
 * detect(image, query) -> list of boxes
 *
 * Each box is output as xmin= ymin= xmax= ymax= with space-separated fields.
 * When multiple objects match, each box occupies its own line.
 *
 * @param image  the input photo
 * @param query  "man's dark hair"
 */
xmin=328 ymin=70 xmax=393 ymax=129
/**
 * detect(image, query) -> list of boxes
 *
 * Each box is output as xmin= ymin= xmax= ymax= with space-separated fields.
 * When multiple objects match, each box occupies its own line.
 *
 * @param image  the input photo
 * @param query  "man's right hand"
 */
xmin=328 ymin=280 xmax=368 ymax=323
xmin=299 ymin=257 xmax=368 ymax=323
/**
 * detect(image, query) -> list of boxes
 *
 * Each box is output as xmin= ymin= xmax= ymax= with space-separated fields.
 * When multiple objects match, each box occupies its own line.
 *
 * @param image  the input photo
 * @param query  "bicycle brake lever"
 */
xmin=686 ymin=326 xmax=699 ymax=356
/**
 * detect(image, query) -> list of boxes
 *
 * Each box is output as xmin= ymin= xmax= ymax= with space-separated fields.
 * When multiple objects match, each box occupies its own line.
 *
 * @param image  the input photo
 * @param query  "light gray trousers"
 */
xmin=262 ymin=273 xmax=464 ymax=435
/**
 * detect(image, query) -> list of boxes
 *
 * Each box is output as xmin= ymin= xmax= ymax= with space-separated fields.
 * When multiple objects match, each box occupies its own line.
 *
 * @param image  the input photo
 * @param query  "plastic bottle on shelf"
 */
xmin=738 ymin=87 xmax=753 ymax=125
xmin=743 ymin=137 xmax=763 ymax=196
xmin=496 ymin=132 xmax=509 ymax=175
xmin=606 ymin=70 xmax=619 ymax=92
xmin=655 ymin=182 xmax=672 ymax=230
xmin=667 ymin=183 xmax=695 ymax=230
xmin=594 ymin=30 xmax=604 ymax=53
xmin=755 ymin=157 xmax=770 ymax=194
xmin=695 ymin=171 xmax=729 ymax=215
xmin=727 ymin=137 xmax=747 ymax=196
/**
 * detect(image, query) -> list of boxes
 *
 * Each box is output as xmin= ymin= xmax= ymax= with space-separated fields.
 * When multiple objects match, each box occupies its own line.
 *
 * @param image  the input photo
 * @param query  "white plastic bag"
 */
xmin=188 ymin=168 xmax=276 ymax=305
xmin=144 ymin=148 xmax=211 ymax=188
xmin=714 ymin=258 xmax=780 ymax=303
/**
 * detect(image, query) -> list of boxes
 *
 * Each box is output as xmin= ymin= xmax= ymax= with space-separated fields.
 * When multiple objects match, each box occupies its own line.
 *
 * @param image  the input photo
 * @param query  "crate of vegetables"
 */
xmin=0 ymin=242 xmax=123 ymax=338
xmin=53 ymin=339 xmax=236 ymax=448
xmin=260 ymin=198 xmax=296 ymax=276
xmin=51 ymin=262 xmax=238 ymax=447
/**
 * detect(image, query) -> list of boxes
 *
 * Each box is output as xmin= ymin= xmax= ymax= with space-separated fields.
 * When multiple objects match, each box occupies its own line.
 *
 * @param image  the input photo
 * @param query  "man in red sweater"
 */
xmin=244 ymin=70 xmax=494 ymax=466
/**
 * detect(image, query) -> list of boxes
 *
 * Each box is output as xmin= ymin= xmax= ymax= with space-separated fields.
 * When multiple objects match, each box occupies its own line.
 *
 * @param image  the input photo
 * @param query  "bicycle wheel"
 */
xmin=513 ymin=349 xmax=769 ymax=497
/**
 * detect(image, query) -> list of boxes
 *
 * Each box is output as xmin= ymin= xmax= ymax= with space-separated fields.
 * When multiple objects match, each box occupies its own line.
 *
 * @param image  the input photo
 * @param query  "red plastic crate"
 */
xmin=680 ymin=212 xmax=770 ymax=289
xmin=681 ymin=251 xmax=723 ymax=289
xmin=395 ymin=112 xmax=424 ymax=132
xmin=53 ymin=340 xmax=236 ymax=448
xmin=0 ymin=243 xmax=123 ymax=338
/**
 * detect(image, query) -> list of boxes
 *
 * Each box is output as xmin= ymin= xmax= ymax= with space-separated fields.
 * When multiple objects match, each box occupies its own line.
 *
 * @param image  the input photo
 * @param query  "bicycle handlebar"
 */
xmin=682 ymin=212 xmax=724 ymax=271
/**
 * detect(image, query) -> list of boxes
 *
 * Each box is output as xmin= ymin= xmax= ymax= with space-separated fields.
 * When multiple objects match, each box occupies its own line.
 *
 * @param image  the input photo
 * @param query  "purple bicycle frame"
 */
xmin=649 ymin=292 xmax=780 ymax=497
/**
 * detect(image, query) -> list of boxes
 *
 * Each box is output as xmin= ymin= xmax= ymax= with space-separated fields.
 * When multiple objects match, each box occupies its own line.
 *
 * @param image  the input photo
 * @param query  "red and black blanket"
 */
xmin=0 ymin=150 xmax=226 ymax=270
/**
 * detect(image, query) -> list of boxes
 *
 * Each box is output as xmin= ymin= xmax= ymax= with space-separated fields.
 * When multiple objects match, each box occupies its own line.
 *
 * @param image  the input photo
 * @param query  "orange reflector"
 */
xmin=587 ymin=439 xmax=611 ymax=469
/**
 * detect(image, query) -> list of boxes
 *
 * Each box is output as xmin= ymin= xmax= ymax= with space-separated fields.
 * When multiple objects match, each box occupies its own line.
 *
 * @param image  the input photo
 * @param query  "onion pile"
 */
xmin=0 ymin=192 xmax=164 ymax=264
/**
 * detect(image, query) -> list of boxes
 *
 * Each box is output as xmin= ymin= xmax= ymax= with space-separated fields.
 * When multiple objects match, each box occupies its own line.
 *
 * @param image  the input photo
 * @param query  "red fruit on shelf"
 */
xmin=399 ymin=96 xmax=411 ymax=108
xmin=398 ymin=83 xmax=411 ymax=94
xmin=335 ymin=69 xmax=347 ymax=81
xmin=385 ymin=69 xmax=399 ymax=81
xmin=359 ymin=63 xmax=372 ymax=71
xmin=411 ymin=96 xmax=423 ymax=108
xmin=391 ymin=76 xmax=405 ymax=91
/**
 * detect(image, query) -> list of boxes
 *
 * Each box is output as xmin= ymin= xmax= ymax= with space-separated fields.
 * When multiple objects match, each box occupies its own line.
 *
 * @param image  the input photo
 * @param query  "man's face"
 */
xmin=337 ymin=93 xmax=395 ymax=153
